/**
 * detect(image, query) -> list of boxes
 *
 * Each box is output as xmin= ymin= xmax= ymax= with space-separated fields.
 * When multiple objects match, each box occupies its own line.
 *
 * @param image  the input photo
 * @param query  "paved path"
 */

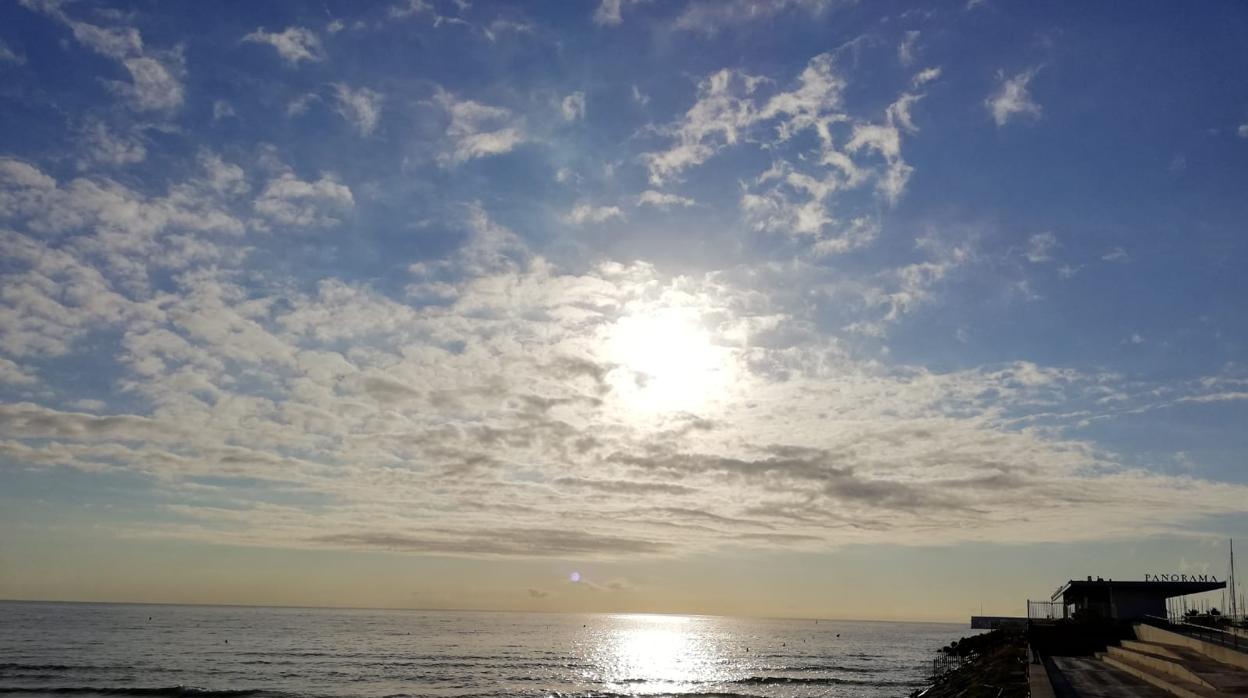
xmin=1050 ymin=657 xmax=1171 ymax=697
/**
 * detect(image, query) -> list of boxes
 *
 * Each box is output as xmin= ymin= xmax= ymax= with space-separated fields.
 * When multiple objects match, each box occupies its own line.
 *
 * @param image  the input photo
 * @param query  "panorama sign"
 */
xmin=1143 ymin=573 xmax=1219 ymax=582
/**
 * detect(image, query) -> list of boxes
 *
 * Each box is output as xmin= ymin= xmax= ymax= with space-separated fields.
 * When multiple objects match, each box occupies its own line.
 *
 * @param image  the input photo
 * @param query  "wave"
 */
xmin=0 ymin=687 xmax=291 ymax=698
xmin=729 ymin=675 xmax=927 ymax=687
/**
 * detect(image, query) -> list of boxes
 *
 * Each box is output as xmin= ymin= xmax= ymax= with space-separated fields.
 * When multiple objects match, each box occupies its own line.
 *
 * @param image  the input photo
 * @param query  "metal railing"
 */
xmin=1142 ymin=615 xmax=1244 ymax=653
xmin=1027 ymin=600 xmax=1068 ymax=620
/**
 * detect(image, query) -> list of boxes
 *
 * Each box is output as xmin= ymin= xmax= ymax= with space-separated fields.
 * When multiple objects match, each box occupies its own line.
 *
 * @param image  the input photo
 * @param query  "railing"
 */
xmin=1027 ymin=600 xmax=1068 ymax=620
xmin=930 ymin=652 xmax=968 ymax=678
xmin=1141 ymin=615 xmax=1244 ymax=653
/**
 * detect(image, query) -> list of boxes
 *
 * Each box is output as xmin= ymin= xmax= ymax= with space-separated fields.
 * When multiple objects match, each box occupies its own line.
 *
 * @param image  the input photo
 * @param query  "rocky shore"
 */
xmin=910 ymin=628 xmax=1030 ymax=698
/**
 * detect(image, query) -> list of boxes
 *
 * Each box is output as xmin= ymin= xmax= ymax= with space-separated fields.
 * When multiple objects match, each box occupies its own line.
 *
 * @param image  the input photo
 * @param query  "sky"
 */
xmin=1 ymin=0 xmax=1247 ymax=622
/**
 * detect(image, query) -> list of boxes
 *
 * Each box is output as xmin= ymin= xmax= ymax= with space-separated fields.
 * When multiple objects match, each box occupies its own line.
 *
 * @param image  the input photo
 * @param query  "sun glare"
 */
xmin=603 ymin=307 xmax=733 ymax=415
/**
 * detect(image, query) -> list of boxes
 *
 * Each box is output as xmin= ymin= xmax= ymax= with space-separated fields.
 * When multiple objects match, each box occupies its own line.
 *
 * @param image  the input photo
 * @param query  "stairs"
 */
xmin=1092 ymin=624 xmax=1248 ymax=697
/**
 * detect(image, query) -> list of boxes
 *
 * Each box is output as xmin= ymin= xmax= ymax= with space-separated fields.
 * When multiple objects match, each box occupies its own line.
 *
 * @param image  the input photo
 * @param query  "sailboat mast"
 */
xmin=1231 ymin=539 xmax=1238 ymax=621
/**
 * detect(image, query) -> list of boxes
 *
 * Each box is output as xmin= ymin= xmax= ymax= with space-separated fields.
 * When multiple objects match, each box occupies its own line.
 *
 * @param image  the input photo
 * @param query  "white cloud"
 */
xmin=80 ymin=120 xmax=146 ymax=166
xmin=637 ymin=190 xmax=695 ymax=209
xmin=242 ymin=27 xmax=325 ymax=65
xmin=253 ymin=172 xmax=355 ymax=227
xmin=986 ymin=68 xmax=1041 ymax=126
xmin=1102 ymin=246 xmax=1129 ymax=263
xmin=563 ymin=203 xmax=624 ymax=224
xmin=0 ymin=39 xmax=26 ymax=65
xmin=674 ymin=0 xmax=836 ymax=35
xmin=631 ymin=85 xmax=650 ymax=106
xmin=1025 ymin=231 xmax=1057 ymax=263
xmin=912 ymin=66 xmax=942 ymax=87
xmin=561 ymin=92 xmax=587 ymax=122
xmin=212 ymin=99 xmax=237 ymax=121
xmin=390 ymin=0 xmax=432 ymax=19
xmin=333 ymin=83 xmax=384 ymax=136
xmin=593 ymin=0 xmax=625 ymax=26
xmin=0 ymin=357 xmax=37 ymax=384
xmin=1237 ymin=123 xmax=1248 ymax=138
xmin=643 ymin=69 xmax=762 ymax=185
xmin=898 ymin=30 xmax=920 ymax=66
xmin=435 ymin=90 xmax=527 ymax=165
xmin=286 ymin=93 xmax=320 ymax=117
xmin=19 ymin=2 xmax=183 ymax=111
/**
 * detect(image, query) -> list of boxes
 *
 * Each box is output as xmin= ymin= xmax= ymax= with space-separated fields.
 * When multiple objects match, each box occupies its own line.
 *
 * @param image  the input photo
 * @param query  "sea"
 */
xmin=0 ymin=602 xmax=978 ymax=698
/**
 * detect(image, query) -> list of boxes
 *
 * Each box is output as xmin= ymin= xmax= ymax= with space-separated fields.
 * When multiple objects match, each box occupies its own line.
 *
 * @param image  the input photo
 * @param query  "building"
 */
xmin=1049 ymin=576 xmax=1225 ymax=621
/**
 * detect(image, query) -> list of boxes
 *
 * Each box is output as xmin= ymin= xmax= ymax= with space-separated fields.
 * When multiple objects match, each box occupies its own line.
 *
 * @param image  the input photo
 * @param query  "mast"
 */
xmin=1231 ymin=539 xmax=1238 ymax=621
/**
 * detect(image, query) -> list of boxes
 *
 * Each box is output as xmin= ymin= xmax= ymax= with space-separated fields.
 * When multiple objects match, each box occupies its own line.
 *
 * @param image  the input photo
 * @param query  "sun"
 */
xmin=602 ymin=306 xmax=733 ymax=415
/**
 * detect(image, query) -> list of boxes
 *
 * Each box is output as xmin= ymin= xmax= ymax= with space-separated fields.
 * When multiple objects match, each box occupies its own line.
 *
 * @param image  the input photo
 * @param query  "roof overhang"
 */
xmin=1052 ymin=579 xmax=1226 ymax=602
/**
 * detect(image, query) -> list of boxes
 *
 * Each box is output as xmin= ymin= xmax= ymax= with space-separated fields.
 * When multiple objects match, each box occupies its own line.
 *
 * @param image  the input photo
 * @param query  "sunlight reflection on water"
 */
xmin=589 ymin=614 xmax=728 ymax=694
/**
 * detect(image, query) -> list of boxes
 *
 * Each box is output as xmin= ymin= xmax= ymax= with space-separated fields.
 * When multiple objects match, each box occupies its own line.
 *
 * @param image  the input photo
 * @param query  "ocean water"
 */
xmin=0 ymin=602 xmax=976 ymax=698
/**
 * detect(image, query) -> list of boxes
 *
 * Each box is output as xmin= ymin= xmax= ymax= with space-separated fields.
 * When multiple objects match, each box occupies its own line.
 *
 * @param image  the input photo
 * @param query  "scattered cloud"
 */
xmin=212 ymin=100 xmax=237 ymax=121
xmin=19 ymin=0 xmax=184 ymax=111
xmin=593 ymin=0 xmax=626 ymax=26
xmin=242 ymin=26 xmax=325 ymax=65
xmin=80 ymin=120 xmax=146 ymax=166
xmin=637 ymin=190 xmax=695 ymax=209
xmin=912 ymin=66 xmax=942 ymax=87
xmin=1102 ymin=247 xmax=1129 ymax=263
xmin=673 ymin=0 xmax=837 ymax=35
xmin=631 ymin=85 xmax=650 ymax=106
xmin=1237 ymin=123 xmax=1248 ymax=138
xmin=333 ymin=83 xmax=384 ymax=136
xmin=561 ymin=92 xmax=587 ymax=122
xmin=287 ymin=92 xmax=320 ymax=117
xmin=253 ymin=172 xmax=355 ymax=227
xmin=563 ymin=203 xmax=623 ymax=224
xmin=1025 ymin=231 xmax=1057 ymax=263
xmin=435 ymin=90 xmax=527 ymax=165
xmin=898 ymin=30 xmax=920 ymax=66
xmin=0 ymin=39 xmax=25 ymax=65
xmin=986 ymin=67 xmax=1041 ymax=126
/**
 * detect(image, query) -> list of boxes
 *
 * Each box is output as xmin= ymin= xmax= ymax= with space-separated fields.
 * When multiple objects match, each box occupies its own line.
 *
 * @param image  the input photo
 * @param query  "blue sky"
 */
xmin=1 ymin=0 xmax=1247 ymax=618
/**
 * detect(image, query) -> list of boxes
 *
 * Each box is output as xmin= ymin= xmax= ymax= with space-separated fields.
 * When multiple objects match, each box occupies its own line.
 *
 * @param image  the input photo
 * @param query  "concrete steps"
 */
xmin=1093 ymin=628 xmax=1248 ymax=697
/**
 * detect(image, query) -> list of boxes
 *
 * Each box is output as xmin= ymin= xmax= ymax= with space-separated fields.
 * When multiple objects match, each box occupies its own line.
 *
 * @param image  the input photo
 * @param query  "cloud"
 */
xmin=80 ymin=120 xmax=146 ymax=166
xmin=1102 ymin=246 xmax=1129 ymax=262
xmin=253 ymin=172 xmax=355 ymax=227
xmin=435 ymin=90 xmax=527 ymax=165
xmin=563 ymin=203 xmax=624 ymax=224
xmin=674 ymin=0 xmax=836 ymax=35
xmin=643 ymin=69 xmax=763 ymax=186
xmin=631 ymin=85 xmax=650 ymax=106
xmin=0 ymin=39 xmax=26 ymax=65
xmin=561 ymin=92 xmax=587 ymax=122
xmin=527 ymin=588 xmax=549 ymax=598
xmin=649 ymin=52 xmax=924 ymax=252
xmin=332 ymin=83 xmax=384 ymax=136
xmin=593 ymin=0 xmax=625 ymax=26
xmin=242 ymin=27 xmax=325 ymax=65
xmin=637 ymin=190 xmax=695 ymax=209
xmin=912 ymin=67 xmax=941 ymax=87
xmin=1238 ymin=123 xmax=1248 ymax=138
xmin=986 ymin=68 xmax=1041 ymax=126
xmin=212 ymin=100 xmax=236 ymax=121
xmin=898 ymin=30 xmax=920 ymax=66
xmin=20 ymin=1 xmax=183 ymax=111
xmin=286 ymin=93 xmax=320 ymax=117
xmin=390 ymin=0 xmax=432 ymax=19
xmin=1025 ymin=231 xmax=1057 ymax=263
xmin=0 ymin=358 xmax=37 ymax=385
xmin=2 ymin=197 xmax=1246 ymax=560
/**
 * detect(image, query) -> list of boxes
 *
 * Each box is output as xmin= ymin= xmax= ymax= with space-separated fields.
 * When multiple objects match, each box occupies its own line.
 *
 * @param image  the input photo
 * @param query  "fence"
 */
xmin=1027 ymin=600 xmax=1068 ymax=621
